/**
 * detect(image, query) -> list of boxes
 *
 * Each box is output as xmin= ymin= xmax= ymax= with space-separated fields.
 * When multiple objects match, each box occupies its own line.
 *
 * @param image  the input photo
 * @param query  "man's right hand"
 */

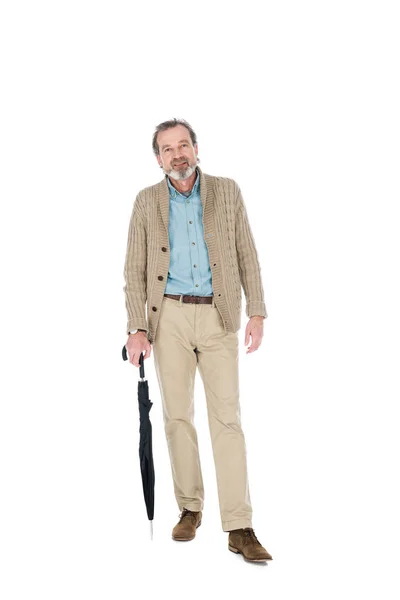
xmin=126 ymin=332 xmax=152 ymax=367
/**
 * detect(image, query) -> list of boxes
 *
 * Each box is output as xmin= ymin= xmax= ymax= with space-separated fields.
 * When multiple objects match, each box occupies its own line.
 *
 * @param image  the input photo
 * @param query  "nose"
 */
xmin=171 ymin=149 xmax=184 ymax=159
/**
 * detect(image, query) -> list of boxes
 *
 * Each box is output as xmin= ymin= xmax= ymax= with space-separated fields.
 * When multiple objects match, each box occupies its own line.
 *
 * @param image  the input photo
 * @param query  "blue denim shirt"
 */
xmin=164 ymin=169 xmax=213 ymax=297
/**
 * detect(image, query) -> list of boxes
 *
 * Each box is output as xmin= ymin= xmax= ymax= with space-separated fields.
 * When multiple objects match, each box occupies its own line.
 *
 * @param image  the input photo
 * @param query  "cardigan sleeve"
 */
xmin=123 ymin=194 xmax=148 ymax=335
xmin=234 ymin=182 xmax=268 ymax=320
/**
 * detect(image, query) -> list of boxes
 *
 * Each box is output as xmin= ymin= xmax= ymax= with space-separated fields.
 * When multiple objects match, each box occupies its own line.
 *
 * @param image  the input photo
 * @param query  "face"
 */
xmin=156 ymin=125 xmax=199 ymax=180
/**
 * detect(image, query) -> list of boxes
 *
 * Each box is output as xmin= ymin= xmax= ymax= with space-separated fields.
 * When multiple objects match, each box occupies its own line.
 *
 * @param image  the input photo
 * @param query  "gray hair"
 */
xmin=152 ymin=118 xmax=198 ymax=156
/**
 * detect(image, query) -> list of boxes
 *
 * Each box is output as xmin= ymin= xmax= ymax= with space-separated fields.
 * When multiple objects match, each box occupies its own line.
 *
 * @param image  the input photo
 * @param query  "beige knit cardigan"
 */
xmin=123 ymin=166 xmax=267 ymax=344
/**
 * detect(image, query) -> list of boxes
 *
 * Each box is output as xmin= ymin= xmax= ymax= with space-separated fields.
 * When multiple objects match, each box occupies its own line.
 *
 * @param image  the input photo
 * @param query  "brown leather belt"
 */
xmin=164 ymin=293 xmax=213 ymax=304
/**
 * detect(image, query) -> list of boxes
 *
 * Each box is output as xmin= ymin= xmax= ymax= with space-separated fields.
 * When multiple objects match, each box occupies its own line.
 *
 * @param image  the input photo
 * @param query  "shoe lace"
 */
xmin=243 ymin=528 xmax=261 ymax=545
xmin=178 ymin=508 xmax=198 ymax=524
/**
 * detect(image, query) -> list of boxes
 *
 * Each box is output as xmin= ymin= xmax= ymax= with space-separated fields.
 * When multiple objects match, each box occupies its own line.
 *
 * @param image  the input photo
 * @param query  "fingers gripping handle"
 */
xmin=122 ymin=346 xmax=145 ymax=378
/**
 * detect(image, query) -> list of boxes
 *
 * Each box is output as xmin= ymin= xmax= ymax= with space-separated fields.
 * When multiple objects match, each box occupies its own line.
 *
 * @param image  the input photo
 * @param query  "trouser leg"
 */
xmin=195 ymin=302 xmax=253 ymax=531
xmin=153 ymin=297 xmax=204 ymax=511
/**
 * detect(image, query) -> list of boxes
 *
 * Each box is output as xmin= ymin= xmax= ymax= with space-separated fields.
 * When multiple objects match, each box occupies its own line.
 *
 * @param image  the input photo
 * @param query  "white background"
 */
xmin=1 ymin=0 xmax=399 ymax=598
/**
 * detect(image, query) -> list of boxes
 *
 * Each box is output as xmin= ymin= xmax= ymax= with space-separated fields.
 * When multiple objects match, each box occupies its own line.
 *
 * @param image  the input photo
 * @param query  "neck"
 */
xmin=168 ymin=170 xmax=197 ymax=194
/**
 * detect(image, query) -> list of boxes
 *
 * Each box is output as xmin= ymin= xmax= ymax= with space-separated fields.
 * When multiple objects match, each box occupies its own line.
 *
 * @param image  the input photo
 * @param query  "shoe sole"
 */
xmin=172 ymin=520 xmax=202 ymax=541
xmin=228 ymin=544 xmax=272 ymax=562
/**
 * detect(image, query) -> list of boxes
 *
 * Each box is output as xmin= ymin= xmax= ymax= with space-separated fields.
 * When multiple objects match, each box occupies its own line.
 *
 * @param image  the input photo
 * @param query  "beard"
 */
xmin=163 ymin=159 xmax=198 ymax=181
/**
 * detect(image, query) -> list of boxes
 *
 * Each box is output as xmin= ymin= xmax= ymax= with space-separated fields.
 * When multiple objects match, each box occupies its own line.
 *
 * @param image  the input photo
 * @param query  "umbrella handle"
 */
xmin=121 ymin=346 xmax=145 ymax=378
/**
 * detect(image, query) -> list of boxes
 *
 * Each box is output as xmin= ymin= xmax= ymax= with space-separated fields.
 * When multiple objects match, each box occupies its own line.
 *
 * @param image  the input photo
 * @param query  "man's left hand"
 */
xmin=245 ymin=316 xmax=265 ymax=354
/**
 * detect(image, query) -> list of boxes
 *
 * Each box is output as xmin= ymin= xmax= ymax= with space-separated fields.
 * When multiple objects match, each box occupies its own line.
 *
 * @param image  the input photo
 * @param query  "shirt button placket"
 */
xmin=187 ymin=198 xmax=200 ymax=294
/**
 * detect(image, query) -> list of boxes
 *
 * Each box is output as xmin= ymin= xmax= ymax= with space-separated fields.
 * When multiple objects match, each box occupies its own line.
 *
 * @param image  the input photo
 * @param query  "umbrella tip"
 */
xmin=150 ymin=519 xmax=153 ymax=540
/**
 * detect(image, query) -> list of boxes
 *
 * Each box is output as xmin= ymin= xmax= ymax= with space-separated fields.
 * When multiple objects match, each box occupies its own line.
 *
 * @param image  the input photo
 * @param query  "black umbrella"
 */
xmin=122 ymin=347 xmax=155 ymax=539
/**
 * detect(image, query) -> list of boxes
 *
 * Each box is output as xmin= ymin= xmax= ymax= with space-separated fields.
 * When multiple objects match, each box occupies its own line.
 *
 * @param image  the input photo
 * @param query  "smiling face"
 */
xmin=156 ymin=124 xmax=199 ymax=180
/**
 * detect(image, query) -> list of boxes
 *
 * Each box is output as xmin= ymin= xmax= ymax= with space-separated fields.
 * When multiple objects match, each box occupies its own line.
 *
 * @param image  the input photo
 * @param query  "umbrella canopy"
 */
xmin=122 ymin=347 xmax=155 ymax=539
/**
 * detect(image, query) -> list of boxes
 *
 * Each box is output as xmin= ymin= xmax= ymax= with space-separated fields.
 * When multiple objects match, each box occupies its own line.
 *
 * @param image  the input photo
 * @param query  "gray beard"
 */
xmin=164 ymin=162 xmax=197 ymax=181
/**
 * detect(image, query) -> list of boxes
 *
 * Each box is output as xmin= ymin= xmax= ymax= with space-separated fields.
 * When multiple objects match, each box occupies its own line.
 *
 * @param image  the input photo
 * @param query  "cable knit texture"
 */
xmin=123 ymin=166 xmax=267 ymax=343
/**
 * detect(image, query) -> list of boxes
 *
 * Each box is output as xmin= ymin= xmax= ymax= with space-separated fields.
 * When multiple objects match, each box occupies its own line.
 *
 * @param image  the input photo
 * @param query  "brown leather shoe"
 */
xmin=228 ymin=528 xmax=273 ymax=562
xmin=172 ymin=508 xmax=202 ymax=541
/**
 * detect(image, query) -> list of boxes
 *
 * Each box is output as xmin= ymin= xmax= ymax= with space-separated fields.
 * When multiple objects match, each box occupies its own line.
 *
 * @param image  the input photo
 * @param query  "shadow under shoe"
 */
xmin=172 ymin=508 xmax=202 ymax=541
xmin=228 ymin=528 xmax=273 ymax=562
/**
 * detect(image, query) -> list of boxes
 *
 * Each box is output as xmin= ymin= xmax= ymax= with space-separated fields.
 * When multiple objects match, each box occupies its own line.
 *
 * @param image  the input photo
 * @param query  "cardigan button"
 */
xmin=152 ymin=306 xmax=157 ymax=312
xmin=161 ymin=247 xmax=167 ymax=252
xmin=158 ymin=275 xmax=163 ymax=280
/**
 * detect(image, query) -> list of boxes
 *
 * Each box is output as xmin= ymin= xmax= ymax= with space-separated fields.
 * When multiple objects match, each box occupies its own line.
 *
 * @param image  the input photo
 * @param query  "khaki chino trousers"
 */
xmin=153 ymin=294 xmax=253 ymax=532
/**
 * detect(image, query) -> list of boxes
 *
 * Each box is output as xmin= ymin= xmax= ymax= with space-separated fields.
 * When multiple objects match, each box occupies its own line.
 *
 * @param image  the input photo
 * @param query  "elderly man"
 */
xmin=123 ymin=118 xmax=272 ymax=562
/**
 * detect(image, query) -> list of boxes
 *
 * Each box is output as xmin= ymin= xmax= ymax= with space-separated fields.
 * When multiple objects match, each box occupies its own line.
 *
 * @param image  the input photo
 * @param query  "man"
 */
xmin=123 ymin=118 xmax=272 ymax=562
